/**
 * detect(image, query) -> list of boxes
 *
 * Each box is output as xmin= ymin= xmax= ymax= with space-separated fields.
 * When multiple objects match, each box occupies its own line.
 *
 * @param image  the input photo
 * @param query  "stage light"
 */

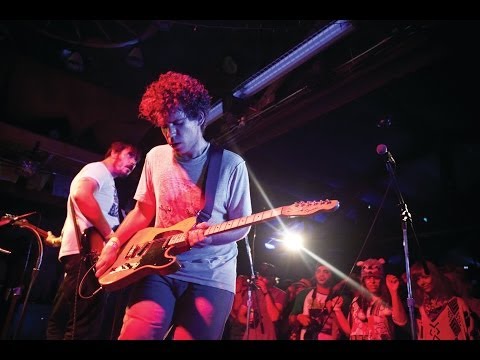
xmin=206 ymin=20 xmax=354 ymax=125
xmin=206 ymin=101 xmax=223 ymax=124
xmin=264 ymin=232 xmax=304 ymax=252
xmin=232 ymin=20 xmax=354 ymax=99
xmin=264 ymin=240 xmax=276 ymax=250
xmin=281 ymin=232 xmax=304 ymax=251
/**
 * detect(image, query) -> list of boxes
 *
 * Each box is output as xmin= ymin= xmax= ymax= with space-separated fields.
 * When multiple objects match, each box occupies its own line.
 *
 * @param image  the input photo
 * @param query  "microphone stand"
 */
xmin=243 ymin=225 xmax=257 ymax=340
xmin=0 ymin=220 xmax=43 ymax=339
xmin=385 ymin=158 xmax=416 ymax=340
xmin=13 ymin=221 xmax=43 ymax=340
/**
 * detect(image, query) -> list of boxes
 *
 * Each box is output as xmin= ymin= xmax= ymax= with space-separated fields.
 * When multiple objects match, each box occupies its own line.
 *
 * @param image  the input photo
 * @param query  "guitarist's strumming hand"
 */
xmin=95 ymin=237 xmax=120 ymax=278
xmin=187 ymin=222 xmax=210 ymax=248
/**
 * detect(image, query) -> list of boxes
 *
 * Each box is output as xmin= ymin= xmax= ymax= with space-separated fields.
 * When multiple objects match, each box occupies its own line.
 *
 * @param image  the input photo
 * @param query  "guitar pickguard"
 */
xmin=106 ymin=239 xmax=175 ymax=276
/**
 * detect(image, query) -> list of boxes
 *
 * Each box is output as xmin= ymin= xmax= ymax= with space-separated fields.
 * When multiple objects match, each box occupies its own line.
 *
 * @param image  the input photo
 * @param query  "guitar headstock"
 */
xmin=281 ymin=200 xmax=340 ymax=217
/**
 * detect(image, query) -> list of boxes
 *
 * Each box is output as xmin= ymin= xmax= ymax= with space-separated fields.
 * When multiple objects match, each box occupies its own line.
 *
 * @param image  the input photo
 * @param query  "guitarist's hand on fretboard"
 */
xmin=187 ymin=222 xmax=210 ymax=248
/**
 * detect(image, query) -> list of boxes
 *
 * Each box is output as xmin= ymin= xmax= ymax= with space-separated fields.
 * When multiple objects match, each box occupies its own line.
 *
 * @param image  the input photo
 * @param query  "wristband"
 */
xmin=106 ymin=237 xmax=120 ymax=251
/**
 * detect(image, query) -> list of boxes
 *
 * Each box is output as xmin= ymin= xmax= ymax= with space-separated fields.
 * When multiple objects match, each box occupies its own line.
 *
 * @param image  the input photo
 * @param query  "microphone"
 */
xmin=13 ymin=211 xmax=37 ymax=221
xmin=0 ymin=211 xmax=37 ymax=227
xmin=0 ymin=248 xmax=12 ymax=255
xmin=376 ymin=144 xmax=396 ymax=166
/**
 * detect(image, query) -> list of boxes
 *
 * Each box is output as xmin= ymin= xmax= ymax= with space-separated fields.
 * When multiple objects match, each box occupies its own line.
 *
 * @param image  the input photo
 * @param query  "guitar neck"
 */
xmin=204 ymin=207 xmax=283 ymax=237
xmin=165 ymin=200 xmax=339 ymax=247
xmin=16 ymin=220 xmax=49 ymax=239
xmin=164 ymin=208 xmax=283 ymax=248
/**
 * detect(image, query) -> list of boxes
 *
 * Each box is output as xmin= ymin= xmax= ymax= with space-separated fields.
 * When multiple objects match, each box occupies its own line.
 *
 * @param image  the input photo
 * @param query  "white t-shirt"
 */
xmin=59 ymin=162 xmax=119 ymax=260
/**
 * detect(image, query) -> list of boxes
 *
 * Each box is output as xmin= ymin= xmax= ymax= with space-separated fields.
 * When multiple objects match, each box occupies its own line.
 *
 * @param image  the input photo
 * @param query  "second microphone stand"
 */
xmin=243 ymin=226 xmax=257 ymax=340
xmin=385 ymin=158 xmax=416 ymax=340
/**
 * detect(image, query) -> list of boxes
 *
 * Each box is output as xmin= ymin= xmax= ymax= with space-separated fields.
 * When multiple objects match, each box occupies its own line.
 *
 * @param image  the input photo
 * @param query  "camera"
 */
xmin=309 ymin=307 xmax=327 ymax=319
xmin=248 ymin=308 xmax=260 ymax=328
xmin=303 ymin=308 xmax=328 ymax=340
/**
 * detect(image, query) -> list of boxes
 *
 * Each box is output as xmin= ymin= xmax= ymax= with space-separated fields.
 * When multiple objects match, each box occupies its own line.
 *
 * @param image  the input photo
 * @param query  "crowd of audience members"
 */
xmin=223 ymin=259 xmax=480 ymax=340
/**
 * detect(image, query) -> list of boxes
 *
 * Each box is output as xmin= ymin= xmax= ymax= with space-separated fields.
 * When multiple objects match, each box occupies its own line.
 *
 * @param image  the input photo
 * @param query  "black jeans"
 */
xmin=46 ymin=254 xmax=107 ymax=340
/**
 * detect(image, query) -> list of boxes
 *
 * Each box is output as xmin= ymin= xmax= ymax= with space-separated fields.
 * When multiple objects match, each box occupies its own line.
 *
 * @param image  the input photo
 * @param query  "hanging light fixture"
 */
xmin=206 ymin=20 xmax=354 ymax=125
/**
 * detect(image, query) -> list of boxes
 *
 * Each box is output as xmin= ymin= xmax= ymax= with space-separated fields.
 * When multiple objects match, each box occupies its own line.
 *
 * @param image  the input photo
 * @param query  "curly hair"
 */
xmin=138 ymin=71 xmax=211 ymax=130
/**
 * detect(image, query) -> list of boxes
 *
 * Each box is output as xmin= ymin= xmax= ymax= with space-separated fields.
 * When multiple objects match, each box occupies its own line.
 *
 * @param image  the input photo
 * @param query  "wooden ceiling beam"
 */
xmin=0 ymin=121 xmax=101 ymax=165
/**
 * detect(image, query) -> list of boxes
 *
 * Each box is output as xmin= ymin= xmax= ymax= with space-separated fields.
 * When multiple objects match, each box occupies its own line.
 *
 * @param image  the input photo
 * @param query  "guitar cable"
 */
xmin=71 ymin=255 xmax=102 ymax=339
xmin=78 ymin=261 xmax=103 ymax=299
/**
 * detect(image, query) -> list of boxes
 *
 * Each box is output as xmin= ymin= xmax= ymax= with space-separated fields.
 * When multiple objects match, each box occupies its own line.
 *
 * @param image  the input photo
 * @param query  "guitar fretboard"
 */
xmin=168 ymin=233 xmax=187 ymax=246
xmin=164 ymin=208 xmax=282 ymax=247
xmin=205 ymin=207 xmax=283 ymax=236
xmin=163 ymin=200 xmax=338 ymax=247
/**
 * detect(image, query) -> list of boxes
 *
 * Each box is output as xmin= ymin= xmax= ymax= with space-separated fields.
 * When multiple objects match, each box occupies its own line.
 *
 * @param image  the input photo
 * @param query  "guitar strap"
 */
xmin=197 ymin=143 xmax=224 ymax=223
xmin=69 ymin=197 xmax=84 ymax=254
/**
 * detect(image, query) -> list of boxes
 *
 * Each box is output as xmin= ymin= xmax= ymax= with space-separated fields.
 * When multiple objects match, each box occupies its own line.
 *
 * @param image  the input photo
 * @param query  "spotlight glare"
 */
xmin=281 ymin=232 xmax=304 ymax=251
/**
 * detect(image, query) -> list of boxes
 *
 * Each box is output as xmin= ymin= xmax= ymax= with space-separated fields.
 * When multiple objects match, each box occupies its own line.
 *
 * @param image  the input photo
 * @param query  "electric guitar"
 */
xmin=99 ymin=199 xmax=340 ymax=292
xmin=12 ymin=219 xmax=49 ymax=239
xmin=0 ymin=216 xmax=55 ymax=263
xmin=0 ymin=214 xmax=49 ymax=239
xmin=2 ymin=214 xmax=104 ymax=256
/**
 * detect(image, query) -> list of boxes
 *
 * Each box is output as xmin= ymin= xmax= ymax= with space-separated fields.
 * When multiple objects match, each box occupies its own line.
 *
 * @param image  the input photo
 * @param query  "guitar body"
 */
xmin=99 ymin=217 xmax=196 ymax=292
xmin=81 ymin=227 xmax=106 ymax=262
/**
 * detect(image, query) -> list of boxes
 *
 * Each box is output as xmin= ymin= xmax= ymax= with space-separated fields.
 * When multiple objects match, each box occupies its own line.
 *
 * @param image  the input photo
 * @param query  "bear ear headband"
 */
xmin=357 ymin=258 xmax=386 ymax=280
xmin=356 ymin=258 xmax=385 ymax=267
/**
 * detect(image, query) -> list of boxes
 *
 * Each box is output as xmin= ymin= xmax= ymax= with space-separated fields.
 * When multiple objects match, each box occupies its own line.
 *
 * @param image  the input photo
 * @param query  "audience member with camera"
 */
xmin=290 ymin=263 xmax=350 ymax=340
xmin=237 ymin=263 xmax=287 ymax=340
